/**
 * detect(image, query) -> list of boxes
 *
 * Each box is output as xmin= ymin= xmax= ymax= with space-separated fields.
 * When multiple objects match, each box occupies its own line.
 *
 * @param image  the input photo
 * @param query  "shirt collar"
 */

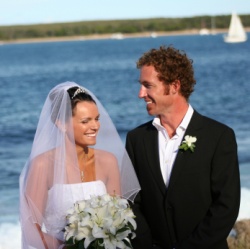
xmin=179 ymin=104 xmax=194 ymax=130
xmin=152 ymin=104 xmax=194 ymax=133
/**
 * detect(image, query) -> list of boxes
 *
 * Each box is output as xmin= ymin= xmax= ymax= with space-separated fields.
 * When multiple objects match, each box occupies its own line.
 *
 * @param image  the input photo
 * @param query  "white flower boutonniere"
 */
xmin=179 ymin=135 xmax=197 ymax=153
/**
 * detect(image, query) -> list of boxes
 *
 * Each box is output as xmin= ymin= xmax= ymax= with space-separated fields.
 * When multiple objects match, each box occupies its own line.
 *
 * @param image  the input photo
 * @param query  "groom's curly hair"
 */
xmin=137 ymin=45 xmax=196 ymax=100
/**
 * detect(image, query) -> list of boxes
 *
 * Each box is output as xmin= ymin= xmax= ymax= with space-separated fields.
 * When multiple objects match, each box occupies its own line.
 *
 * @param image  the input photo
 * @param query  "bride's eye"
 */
xmin=81 ymin=119 xmax=89 ymax=124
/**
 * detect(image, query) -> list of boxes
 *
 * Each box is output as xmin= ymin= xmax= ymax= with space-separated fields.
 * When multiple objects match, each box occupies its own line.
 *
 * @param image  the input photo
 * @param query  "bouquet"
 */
xmin=64 ymin=194 xmax=136 ymax=249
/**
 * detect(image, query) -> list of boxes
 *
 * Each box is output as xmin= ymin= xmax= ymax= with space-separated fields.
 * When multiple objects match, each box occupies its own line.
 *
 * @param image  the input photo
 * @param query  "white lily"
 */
xmin=116 ymin=229 xmax=131 ymax=241
xmin=64 ymin=223 xmax=77 ymax=241
xmin=79 ymin=214 xmax=94 ymax=228
xmin=84 ymin=234 xmax=96 ymax=248
xmin=75 ymin=226 xmax=92 ymax=241
xmin=103 ymin=238 xmax=117 ymax=249
xmin=92 ymin=225 xmax=104 ymax=238
xmin=64 ymin=194 xmax=136 ymax=249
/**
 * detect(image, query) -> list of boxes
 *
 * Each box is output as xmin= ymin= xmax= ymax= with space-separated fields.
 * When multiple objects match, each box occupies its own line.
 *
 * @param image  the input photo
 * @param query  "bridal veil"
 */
xmin=19 ymin=81 xmax=140 ymax=249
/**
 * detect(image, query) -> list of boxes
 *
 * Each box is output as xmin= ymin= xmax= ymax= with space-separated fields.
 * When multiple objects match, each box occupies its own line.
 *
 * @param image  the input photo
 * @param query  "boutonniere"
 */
xmin=179 ymin=135 xmax=197 ymax=153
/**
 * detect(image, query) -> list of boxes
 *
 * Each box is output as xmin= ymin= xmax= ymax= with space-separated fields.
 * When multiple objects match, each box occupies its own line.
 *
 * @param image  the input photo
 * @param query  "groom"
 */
xmin=126 ymin=46 xmax=240 ymax=249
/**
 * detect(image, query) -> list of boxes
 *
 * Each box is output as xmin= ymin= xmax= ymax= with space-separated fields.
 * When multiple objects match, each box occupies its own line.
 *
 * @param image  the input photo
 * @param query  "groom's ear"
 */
xmin=171 ymin=79 xmax=180 ymax=94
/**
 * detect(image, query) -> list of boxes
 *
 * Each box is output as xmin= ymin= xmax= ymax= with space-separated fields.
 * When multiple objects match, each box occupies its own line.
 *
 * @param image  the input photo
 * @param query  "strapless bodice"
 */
xmin=43 ymin=180 xmax=107 ymax=240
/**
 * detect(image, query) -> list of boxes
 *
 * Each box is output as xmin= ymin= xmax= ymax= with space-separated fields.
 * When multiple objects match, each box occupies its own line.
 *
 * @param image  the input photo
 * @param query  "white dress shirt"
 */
xmin=152 ymin=105 xmax=194 ymax=186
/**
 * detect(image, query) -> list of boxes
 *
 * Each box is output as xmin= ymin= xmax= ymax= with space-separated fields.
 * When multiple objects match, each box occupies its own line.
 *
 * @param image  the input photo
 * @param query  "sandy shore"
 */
xmin=1 ymin=28 xmax=243 ymax=45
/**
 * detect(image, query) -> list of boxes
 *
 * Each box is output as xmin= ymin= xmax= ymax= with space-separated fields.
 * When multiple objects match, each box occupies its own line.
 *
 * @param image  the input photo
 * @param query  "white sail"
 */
xmin=224 ymin=13 xmax=247 ymax=43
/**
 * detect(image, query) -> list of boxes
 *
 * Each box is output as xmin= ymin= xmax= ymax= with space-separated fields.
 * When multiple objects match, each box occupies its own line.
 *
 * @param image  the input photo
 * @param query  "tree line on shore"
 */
xmin=0 ymin=14 xmax=250 ymax=41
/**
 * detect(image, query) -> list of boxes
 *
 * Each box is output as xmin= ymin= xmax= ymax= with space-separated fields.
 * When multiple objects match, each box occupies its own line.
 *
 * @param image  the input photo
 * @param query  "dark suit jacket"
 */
xmin=126 ymin=111 xmax=240 ymax=249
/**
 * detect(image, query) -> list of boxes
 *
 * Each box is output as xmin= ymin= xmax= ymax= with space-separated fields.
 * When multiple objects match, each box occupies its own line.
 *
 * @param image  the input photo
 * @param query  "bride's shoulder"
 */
xmin=94 ymin=149 xmax=118 ymax=164
xmin=31 ymin=149 xmax=55 ymax=169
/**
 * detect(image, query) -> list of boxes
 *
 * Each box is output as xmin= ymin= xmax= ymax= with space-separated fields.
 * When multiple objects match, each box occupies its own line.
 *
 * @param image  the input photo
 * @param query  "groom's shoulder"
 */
xmin=194 ymin=110 xmax=234 ymax=133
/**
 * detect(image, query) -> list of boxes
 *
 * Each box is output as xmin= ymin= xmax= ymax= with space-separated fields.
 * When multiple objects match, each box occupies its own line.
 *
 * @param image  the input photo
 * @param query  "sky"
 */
xmin=0 ymin=0 xmax=249 ymax=26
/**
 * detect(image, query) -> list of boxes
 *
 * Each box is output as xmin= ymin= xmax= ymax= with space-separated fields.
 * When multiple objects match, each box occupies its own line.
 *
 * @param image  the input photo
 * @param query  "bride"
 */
xmin=19 ymin=82 xmax=140 ymax=249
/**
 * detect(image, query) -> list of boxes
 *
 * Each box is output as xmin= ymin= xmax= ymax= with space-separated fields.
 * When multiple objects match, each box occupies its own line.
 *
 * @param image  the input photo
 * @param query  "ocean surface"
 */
xmin=0 ymin=33 xmax=250 ymax=248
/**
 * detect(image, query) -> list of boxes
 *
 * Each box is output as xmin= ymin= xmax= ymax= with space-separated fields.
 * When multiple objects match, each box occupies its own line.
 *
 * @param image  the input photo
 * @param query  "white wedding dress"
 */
xmin=43 ymin=180 xmax=107 ymax=241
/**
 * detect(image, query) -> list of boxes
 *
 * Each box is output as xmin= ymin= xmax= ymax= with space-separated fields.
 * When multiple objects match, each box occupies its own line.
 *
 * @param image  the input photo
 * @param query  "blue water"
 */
xmin=0 ymin=33 xmax=250 ymax=248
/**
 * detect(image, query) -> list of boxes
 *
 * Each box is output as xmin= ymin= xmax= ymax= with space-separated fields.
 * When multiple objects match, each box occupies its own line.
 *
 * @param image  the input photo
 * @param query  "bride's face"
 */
xmin=72 ymin=101 xmax=100 ymax=148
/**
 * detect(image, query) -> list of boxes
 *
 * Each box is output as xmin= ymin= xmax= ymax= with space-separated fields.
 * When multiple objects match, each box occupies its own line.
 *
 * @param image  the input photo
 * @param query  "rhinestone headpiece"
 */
xmin=71 ymin=87 xmax=87 ymax=99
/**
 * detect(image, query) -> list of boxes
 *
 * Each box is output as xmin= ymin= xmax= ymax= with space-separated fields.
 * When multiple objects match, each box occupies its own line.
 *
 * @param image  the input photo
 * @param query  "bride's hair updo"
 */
xmin=49 ymin=86 xmax=96 ymax=123
xmin=67 ymin=86 xmax=96 ymax=114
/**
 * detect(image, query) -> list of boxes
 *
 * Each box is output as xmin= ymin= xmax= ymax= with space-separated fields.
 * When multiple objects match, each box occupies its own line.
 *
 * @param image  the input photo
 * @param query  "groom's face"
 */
xmin=138 ymin=65 xmax=173 ymax=117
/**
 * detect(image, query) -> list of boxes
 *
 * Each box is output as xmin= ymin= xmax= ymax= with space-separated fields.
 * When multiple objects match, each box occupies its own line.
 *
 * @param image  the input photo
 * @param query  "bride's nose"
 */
xmin=90 ymin=120 xmax=100 ymax=130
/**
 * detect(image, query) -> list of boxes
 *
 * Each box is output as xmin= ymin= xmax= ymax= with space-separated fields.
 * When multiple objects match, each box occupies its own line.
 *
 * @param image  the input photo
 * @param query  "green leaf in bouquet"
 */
xmin=88 ymin=238 xmax=104 ymax=249
xmin=123 ymin=238 xmax=133 ymax=248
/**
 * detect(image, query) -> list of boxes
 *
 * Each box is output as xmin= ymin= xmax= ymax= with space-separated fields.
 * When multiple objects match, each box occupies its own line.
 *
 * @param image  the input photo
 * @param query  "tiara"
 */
xmin=71 ymin=87 xmax=87 ymax=99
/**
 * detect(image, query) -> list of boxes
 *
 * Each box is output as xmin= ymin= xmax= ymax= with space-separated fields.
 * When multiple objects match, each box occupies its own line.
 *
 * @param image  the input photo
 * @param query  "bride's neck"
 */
xmin=77 ymin=147 xmax=88 ymax=161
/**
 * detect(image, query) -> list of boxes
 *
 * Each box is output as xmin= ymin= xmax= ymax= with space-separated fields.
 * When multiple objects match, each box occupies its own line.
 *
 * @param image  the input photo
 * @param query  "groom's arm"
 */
xmin=177 ymin=127 xmax=241 ymax=249
xmin=130 ymin=193 xmax=153 ymax=249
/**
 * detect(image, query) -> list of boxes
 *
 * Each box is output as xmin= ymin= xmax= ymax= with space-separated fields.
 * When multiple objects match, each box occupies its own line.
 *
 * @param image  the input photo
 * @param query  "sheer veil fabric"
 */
xmin=19 ymin=82 xmax=140 ymax=249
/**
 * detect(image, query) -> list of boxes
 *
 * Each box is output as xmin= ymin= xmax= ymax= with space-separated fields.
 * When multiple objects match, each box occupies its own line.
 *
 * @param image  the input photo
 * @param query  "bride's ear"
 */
xmin=55 ymin=119 xmax=67 ymax=133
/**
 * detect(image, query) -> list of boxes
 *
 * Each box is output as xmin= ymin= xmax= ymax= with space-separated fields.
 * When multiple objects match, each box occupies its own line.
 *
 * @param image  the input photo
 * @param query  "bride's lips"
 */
xmin=85 ymin=133 xmax=97 ymax=137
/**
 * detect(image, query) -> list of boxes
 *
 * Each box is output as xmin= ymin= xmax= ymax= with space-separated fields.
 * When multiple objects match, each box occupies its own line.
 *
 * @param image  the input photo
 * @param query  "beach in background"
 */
xmin=3 ymin=28 xmax=250 ymax=45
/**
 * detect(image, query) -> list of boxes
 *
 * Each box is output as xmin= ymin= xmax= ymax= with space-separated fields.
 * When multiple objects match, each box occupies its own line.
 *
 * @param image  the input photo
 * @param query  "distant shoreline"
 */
xmin=2 ymin=28 xmax=248 ymax=45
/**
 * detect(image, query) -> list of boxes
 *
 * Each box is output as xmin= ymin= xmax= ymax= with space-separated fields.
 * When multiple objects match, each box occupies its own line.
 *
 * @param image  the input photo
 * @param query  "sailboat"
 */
xmin=224 ymin=12 xmax=247 ymax=43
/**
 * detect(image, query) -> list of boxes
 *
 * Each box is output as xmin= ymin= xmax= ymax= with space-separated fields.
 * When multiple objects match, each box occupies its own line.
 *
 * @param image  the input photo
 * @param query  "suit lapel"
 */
xmin=168 ymin=111 xmax=204 ymax=190
xmin=143 ymin=125 xmax=166 ymax=195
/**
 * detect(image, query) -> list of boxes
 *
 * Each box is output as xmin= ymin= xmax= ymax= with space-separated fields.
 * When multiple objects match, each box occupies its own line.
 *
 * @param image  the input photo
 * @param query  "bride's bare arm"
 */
xmin=25 ymin=154 xmax=60 ymax=248
xmin=35 ymin=224 xmax=49 ymax=249
xmin=106 ymin=154 xmax=121 ymax=196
